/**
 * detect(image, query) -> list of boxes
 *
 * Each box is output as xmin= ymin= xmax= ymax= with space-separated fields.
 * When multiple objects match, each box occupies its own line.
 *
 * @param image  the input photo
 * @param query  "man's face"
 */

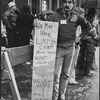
xmin=11 ymin=5 xmax=17 ymax=11
xmin=62 ymin=0 xmax=74 ymax=12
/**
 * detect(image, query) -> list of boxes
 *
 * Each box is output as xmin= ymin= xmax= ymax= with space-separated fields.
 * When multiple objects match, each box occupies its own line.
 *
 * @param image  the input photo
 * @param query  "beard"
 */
xmin=64 ymin=6 xmax=70 ymax=12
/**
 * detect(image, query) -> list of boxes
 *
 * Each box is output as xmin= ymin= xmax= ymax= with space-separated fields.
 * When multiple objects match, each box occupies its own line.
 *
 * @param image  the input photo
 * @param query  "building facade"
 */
xmin=1 ymin=0 xmax=80 ymax=15
xmin=1 ymin=0 xmax=59 ymax=16
xmin=1 ymin=0 xmax=99 ymax=18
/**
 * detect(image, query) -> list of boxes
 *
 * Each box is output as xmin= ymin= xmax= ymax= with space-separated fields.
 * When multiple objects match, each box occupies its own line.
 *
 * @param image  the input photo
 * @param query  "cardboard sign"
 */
xmin=32 ymin=20 xmax=58 ymax=100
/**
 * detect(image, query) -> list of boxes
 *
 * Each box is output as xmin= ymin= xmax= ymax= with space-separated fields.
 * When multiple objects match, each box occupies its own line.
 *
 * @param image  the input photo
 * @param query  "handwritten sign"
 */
xmin=31 ymin=20 xmax=58 ymax=100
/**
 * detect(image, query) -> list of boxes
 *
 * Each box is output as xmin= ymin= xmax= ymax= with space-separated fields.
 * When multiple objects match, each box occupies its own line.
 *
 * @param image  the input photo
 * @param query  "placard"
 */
xmin=31 ymin=20 xmax=58 ymax=100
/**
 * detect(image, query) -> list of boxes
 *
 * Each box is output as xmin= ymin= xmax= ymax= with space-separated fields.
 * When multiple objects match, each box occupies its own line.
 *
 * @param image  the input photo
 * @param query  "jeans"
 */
xmin=85 ymin=43 xmax=95 ymax=74
xmin=52 ymin=43 xmax=75 ymax=100
xmin=69 ymin=44 xmax=80 ymax=82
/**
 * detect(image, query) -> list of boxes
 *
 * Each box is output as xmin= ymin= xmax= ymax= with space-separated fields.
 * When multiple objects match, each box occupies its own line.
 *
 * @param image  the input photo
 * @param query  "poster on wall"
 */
xmin=42 ymin=0 xmax=47 ymax=11
xmin=31 ymin=20 xmax=59 ymax=100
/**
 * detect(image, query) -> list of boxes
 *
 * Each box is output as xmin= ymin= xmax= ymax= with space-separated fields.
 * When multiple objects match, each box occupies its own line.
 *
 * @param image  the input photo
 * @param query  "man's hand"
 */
xmin=75 ymin=36 xmax=81 ymax=43
xmin=33 ymin=18 xmax=39 ymax=27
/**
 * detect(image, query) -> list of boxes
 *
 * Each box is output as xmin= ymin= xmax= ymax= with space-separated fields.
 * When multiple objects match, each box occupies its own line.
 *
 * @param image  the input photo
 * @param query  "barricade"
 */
xmin=1 ymin=45 xmax=33 ymax=100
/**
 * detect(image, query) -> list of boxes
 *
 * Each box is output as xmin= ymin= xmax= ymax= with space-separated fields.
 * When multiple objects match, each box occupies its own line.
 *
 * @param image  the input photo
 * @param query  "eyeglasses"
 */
xmin=63 ymin=1 xmax=72 ymax=4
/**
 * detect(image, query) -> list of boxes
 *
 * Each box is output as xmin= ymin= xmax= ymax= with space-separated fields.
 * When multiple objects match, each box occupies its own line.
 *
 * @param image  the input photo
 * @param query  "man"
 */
xmin=48 ymin=0 xmax=99 ymax=100
xmin=3 ymin=1 xmax=20 ymax=48
xmin=69 ymin=7 xmax=85 ymax=84
xmin=16 ymin=5 xmax=34 ymax=46
xmin=78 ymin=8 xmax=99 ymax=77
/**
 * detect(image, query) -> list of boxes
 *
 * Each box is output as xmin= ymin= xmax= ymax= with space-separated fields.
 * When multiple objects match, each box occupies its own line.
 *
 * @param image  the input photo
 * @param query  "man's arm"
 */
xmin=3 ymin=11 xmax=12 ymax=28
xmin=78 ymin=16 xmax=100 ymax=41
xmin=89 ymin=27 xmax=100 ymax=41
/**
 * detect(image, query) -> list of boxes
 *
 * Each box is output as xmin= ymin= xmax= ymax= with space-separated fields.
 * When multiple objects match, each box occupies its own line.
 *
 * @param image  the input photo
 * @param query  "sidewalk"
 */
xmin=65 ymin=67 xmax=99 ymax=100
xmin=1 ymin=57 xmax=99 ymax=100
xmin=66 ymin=47 xmax=99 ymax=100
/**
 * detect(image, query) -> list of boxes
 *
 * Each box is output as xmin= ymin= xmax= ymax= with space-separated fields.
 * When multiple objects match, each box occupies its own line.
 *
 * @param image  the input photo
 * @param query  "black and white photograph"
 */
xmin=1 ymin=0 xmax=100 ymax=100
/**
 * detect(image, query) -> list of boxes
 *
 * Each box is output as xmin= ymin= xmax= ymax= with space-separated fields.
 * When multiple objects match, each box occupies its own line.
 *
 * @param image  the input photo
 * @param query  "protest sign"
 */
xmin=31 ymin=20 xmax=58 ymax=100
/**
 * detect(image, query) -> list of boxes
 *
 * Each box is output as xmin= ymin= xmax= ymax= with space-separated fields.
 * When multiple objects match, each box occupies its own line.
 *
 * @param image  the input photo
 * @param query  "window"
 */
xmin=42 ymin=0 xmax=47 ymax=11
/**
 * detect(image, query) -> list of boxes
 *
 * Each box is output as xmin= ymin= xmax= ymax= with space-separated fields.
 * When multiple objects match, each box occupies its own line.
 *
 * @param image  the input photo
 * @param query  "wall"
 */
xmin=1 ymin=0 xmax=59 ymax=17
xmin=15 ymin=0 xmax=28 ymax=10
xmin=1 ymin=0 xmax=12 ymax=17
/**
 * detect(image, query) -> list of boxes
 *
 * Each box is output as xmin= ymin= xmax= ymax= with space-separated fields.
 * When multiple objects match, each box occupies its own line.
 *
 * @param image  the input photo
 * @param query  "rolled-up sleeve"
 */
xmin=78 ymin=16 xmax=99 ymax=41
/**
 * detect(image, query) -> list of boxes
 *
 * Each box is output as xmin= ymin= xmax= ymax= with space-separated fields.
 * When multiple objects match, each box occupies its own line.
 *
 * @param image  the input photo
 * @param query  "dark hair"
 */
xmin=86 ymin=8 xmax=97 ymax=25
xmin=22 ymin=5 xmax=31 ymax=13
xmin=86 ymin=8 xmax=96 ymax=18
xmin=62 ymin=0 xmax=75 ymax=3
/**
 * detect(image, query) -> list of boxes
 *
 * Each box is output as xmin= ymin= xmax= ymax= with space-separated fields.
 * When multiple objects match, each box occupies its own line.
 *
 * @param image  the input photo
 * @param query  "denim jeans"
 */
xmin=69 ymin=44 xmax=80 ymax=82
xmin=52 ymin=43 xmax=75 ymax=100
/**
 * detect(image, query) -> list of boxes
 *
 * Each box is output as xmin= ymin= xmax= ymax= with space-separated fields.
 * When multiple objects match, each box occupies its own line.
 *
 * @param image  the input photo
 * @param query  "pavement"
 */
xmin=1 ymin=47 xmax=99 ymax=100
xmin=65 ymin=67 xmax=99 ymax=100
